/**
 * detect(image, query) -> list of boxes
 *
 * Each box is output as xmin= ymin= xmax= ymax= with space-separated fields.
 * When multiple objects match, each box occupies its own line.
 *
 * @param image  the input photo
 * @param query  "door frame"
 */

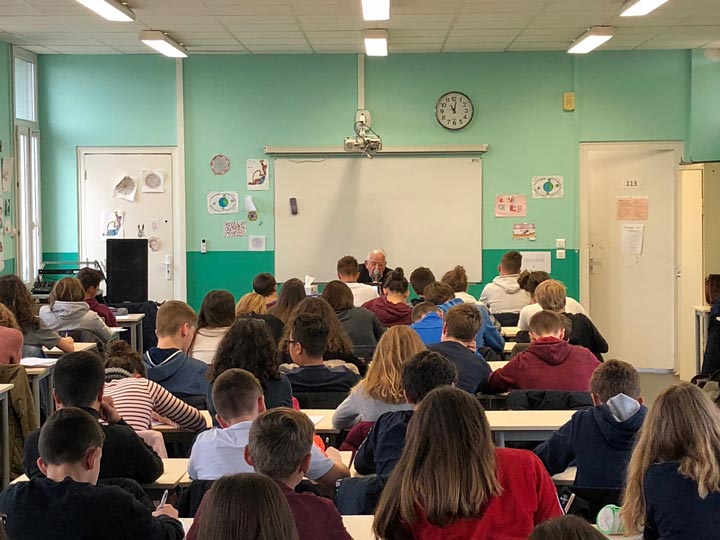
xmin=76 ymin=146 xmax=187 ymax=301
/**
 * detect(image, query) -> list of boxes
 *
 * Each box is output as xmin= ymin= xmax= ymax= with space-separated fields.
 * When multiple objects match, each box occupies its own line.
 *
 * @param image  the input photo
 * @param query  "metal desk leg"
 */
xmin=129 ymin=323 xmax=137 ymax=352
xmin=31 ymin=377 xmax=40 ymax=425
xmin=494 ymin=431 xmax=506 ymax=448
xmin=2 ymin=394 xmax=9 ymax=487
xmin=138 ymin=322 xmax=144 ymax=353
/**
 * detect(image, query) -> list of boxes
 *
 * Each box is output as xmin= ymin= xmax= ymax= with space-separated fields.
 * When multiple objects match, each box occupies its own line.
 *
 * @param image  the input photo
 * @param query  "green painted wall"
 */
xmin=690 ymin=49 xmax=720 ymax=162
xmin=0 ymin=42 xmax=15 ymax=275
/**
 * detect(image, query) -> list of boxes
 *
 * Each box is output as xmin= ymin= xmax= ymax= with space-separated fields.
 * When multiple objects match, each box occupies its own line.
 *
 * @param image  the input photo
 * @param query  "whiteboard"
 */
xmin=274 ymin=157 xmax=482 ymax=283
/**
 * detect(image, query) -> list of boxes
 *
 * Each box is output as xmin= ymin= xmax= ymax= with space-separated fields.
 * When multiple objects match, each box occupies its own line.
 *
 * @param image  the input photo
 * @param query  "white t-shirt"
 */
xmin=189 ymin=326 xmax=230 ymax=364
xmin=517 ymin=297 xmax=588 ymax=331
xmin=346 ymin=282 xmax=380 ymax=307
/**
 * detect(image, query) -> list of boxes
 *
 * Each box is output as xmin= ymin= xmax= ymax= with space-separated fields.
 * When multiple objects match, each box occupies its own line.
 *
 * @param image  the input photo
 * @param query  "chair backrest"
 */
xmin=339 ymin=421 xmax=374 ymax=453
xmin=334 ymin=474 xmax=385 ymax=515
xmin=495 ymin=312 xmax=520 ymax=327
xmin=505 ymin=389 xmax=593 ymax=411
xmin=293 ymin=391 xmax=349 ymax=409
xmin=65 ymin=329 xmax=106 ymax=357
xmin=176 ymin=479 xmax=215 ymax=517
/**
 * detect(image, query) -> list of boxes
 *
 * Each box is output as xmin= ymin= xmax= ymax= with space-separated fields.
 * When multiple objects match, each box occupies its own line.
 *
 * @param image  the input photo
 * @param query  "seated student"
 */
xmin=332 ymin=326 xmax=424 ymax=430
xmin=701 ymin=274 xmax=720 ymax=376
xmin=535 ymin=279 xmax=608 ymax=361
xmin=188 ymin=368 xmax=349 ymax=490
xmin=530 ymin=515 xmax=607 ymax=540
xmin=621 ymin=383 xmax=720 ymax=540
xmin=268 ymin=277 xmax=307 ymax=325
xmin=280 ymin=314 xmax=360 ymax=394
xmin=75 ymin=267 xmax=117 ymax=327
xmin=373 ymin=386 xmax=562 ymax=539
xmin=143 ymin=300 xmax=209 ymax=407
xmin=189 ymin=474 xmax=298 ymax=540
xmin=188 ymin=289 xmax=235 ymax=364
xmin=235 ymin=291 xmax=285 ymax=343
xmin=24 ymin=351 xmax=163 ymax=483
xmin=442 ymin=264 xmax=479 ymax=304
xmin=336 ymin=255 xmax=379 ymax=307
xmin=188 ymin=408 xmax=351 ymax=540
xmin=104 ymin=340 xmax=206 ymax=432
xmin=479 ymin=250 xmax=531 ymax=325
xmin=409 ymin=266 xmax=436 ymax=306
xmin=358 ymin=249 xmax=392 ymax=284
xmin=410 ymin=301 xmax=443 ymax=345
xmin=208 ymin=317 xmax=292 ymax=411
xmin=322 ymin=280 xmax=384 ymax=359
xmin=253 ymin=272 xmax=278 ymax=308
xmin=534 ymin=360 xmax=647 ymax=489
xmin=0 ymin=275 xmax=74 ymax=357
xmin=486 ymin=311 xmax=601 ymax=393
xmin=362 ymin=268 xmax=413 ymax=327
xmin=517 ymin=270 xmax=587 ymax=333
xmin=0 ymin=303 xmax=23 ymax=364
xmin=354 ymin=350 xmax=457 ymax=478
xmin=427 ymin=304 xmax=492 ymax=394
xmin=39 ymin=277 xmax=113 ymax=343
xmin=2 ymin=408 xmax=183 ymax=540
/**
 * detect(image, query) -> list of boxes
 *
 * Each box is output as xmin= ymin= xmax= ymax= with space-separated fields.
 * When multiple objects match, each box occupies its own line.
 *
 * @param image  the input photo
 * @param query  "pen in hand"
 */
xmin=157 ymin=489 xmax=168 ymax=510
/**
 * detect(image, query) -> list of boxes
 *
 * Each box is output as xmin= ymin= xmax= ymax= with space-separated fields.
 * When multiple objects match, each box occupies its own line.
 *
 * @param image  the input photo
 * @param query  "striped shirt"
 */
xmin=104 ymin=377 xmax=206 ymax=432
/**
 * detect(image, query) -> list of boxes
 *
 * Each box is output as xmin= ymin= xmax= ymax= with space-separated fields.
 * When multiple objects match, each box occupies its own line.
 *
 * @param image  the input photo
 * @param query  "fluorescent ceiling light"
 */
xmin=568 ymin=26 xmax=613 ymax=54
xmin=621 ymin=0 xmax=669 ymax=16
xmin=139 ymin=30 xmax=188 ymax=58
xmin=76 ymin=0 xmax=135 ymax=22
xmin=362 ymin=0 xmax=390 ymax=21
xmin=364 ymin=30 xmax=388 ymax=56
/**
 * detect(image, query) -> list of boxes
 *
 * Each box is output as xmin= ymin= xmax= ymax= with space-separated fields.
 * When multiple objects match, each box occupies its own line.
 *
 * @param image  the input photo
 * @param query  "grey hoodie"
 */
xmin=479 ymin=274 xmax=531 ymax=314
xmin=39 ymin=301 xmax=113 ymax=341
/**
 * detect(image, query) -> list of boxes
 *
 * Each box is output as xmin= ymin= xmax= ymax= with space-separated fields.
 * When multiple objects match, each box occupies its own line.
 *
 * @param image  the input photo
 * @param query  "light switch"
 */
xmin=556 ymin=238 xmax=566 ymax=248
xmin=556 ymin=249 xmax=566 ymax=260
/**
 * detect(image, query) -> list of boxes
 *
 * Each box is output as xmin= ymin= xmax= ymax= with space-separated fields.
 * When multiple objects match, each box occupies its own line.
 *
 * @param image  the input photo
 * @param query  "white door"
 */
xmin=79 ymin=150 xmax=176 ymax=302
xmin=581 ymin=142 xmax=682 ymax=371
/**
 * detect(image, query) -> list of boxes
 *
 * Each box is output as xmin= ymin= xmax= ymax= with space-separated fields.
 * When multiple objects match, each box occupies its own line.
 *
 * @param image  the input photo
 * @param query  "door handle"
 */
xmin=164 ymin=255 xmax=172 ymax=281
xmin=589 ymin=257 xmax=600 ymax=275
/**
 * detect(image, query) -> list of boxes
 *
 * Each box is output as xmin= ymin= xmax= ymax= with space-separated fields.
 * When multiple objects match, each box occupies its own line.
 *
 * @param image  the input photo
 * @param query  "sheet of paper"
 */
xmin=247 ymin=159 xmax=270 ymax=191
xmin=223 ymin=221 xmax=247 ymax=238
xmin=621 ymin=224 xmax=644 ymax=255
xmin=141 ymin=170 xmax=165 ymax=193
xmin=207 ymin=191 xmax=239 ymax=214
xmin=113 ymin=175 xmax=137 ymax=202
xmin=495 ymin=194 xmax=527 ymax=217
xmin=531 ymin=176 xmax=563 ymax=199
xmin=1 ymin=158 xmax=14 ymax=194
xmin=21 ymin=358 xmax=59 ymax=367
xmin=248 ymin=235 xmax=266 ymax=252
xmin=513 ymin=223 xmax=536 ymax=241
xmin=616 ymin=196 xmax=649 ymax=221
xmin=108 ymin=327 xmax=128 ymax=332
xmin=519 ymin=251 xmax=552 ymax=273
xmin=308 ymin=415 xmax=324 ymax=425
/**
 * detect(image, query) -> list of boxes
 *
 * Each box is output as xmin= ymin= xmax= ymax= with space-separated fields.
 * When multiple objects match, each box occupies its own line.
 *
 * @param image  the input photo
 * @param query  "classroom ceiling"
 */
xmin=1 ymin=0 xmax=720 ymax=55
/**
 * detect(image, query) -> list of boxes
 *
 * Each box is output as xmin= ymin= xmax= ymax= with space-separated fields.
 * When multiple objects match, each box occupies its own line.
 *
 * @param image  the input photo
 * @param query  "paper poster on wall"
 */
xmin=113 ymin=176 xmax=137 ymax=202
xmin=531 ymin=176 xmax=563 ymax=199
xmin=100 ymin=209 xmax=124 ymax=238
xmin=495 ymin=194 xmax=527 ymax=217
xmin=1 ymin=158 xmax=14 ymax=194
xmin=513 ymin=223 xmax=536 ymax=240
xmin=616 ymin=196 xmax=649 ymax=221
xmin=0 ymin=239 xmax=5 ymax=272
xmin=207 ymin=191 xmax=239 ymax=214
xmin=223 ymin=221 xmax=247 ymax=238
xmin=210 ymin=154 xmax=231 ymax=175
xmin=141 ymin=170 xmax=165 ymax=193
xmin=519 ymin=251 xmax=551 ymax=273
xmin=621 ymin=224 xmax=644 ymax=255
xmin=248 ymin=235 xmax=266 ymax=252
xmin=247 ymin=159 xmax=269 ymax=191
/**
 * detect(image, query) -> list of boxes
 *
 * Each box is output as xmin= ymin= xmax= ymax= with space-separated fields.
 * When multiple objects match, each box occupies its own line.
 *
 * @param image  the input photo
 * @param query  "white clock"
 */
xmin=435 ymin=91 xmax=473 ymax=130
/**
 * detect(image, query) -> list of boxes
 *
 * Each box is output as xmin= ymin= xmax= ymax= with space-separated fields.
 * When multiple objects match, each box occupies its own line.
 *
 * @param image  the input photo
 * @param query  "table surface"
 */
xmin=143 ymin=458 xmax=189 ymax=490
xmin=488 ymin=360 xmax=508 ymax=371
xmin=43 ymin=342 xmax=97 ymax=356
xmin=551 ymin=466 xmax=576 ymax=486
xmin=694 ymin=304 xmax=711 ymax=313
xmin=501 ymin=326 xmax=519 ymax=338
xmin=24 ymin=366 xmax=52 ymax=376
xmin=484 ymin=409 xmax=575 ymax=430
xmin=503 ymin=342 xmax=515 ymax=353
xmin=0 ymin=384 xmax=13 ymax=395
xmin=115 ymin=313 xmax=146 ymax=323
xmin=299 ymin=409 xmax=338 ymax=433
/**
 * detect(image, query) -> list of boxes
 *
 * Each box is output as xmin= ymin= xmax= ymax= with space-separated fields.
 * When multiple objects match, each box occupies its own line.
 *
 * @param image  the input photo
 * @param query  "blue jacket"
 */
xmin=143 ymin=347 xmax=209 ymax=399
xmin=354 ymin=410 xmax=412 ymax=480
xmin=534 ymin=403 xmax=647 ymax=489
xmin=437 ymin=298 xmax=505 ymax=353
xmin=410 ymin=312 xmax=443 ymax=345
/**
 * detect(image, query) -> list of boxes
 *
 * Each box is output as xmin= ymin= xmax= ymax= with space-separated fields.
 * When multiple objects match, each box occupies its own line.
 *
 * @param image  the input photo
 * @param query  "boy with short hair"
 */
xmin=486 ymin=311 xmax=601 ymax=393
xmin=337 ymin=255 xmax=379 ymax=307
xmin=24 ymin=351 xmax=163 ymax=483
xmin=534 ymin=360 xmax=647 ymax=489
xmin=143 ymin=300 xmax=208 ymax=407
xmin=188 ymin=368 xmax=349 ymax=490
xmin=253 ymin=272 xmax=278 ymax=308
xmin=354 ymin=350 xmax=457 ymax=479
xmin=280 ymin=314 xmax=360 ymax=393
xmin=427 ymin=303 xmax=493 ymax=394
xmin=75 ymin=267 xmax=117 ymax=326
xmin=479 ymin=250 xmax=531 ymax=320
xmin=410 ymin=301 xmax=443 ymax=345
xmin=5 ymin=408 xmax=183 ymax=540
xmin=187 ymin=408 xmax=352 ymax=540
xmin=409 ymin=266 xmax=436 ymax=306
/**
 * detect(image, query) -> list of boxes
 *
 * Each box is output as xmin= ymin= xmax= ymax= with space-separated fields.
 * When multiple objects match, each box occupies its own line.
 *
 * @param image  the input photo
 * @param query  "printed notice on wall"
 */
xmin=616 ymin=196 xmax=649 ymax=221
xmin=495 ymin=194 xmax=527 ymax=217
xmin=519 ymin=251 xmax=551 ymax=273
xmin=621 ymin=224 xmax=644 ymax=255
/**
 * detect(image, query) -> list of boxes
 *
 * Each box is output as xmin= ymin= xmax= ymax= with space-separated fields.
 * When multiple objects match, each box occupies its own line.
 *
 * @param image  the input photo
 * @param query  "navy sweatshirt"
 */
xmin=427 ymin=341 xmax=491 ymax=394
xmin=354 ymin=410 xmax=412 ymax=480
xmin=644 ymin=461 xmax=720 ymax=540
xmin=534 ymin=403 xmax=647 ymax=489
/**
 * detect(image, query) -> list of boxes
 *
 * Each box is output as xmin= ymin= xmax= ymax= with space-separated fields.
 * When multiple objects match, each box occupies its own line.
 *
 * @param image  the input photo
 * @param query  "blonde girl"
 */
xmin=234 ymin=292 xmax=267 ymax=317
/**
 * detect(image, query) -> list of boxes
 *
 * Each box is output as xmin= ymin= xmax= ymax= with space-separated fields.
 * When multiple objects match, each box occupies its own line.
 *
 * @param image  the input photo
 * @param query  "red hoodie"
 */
xmin=362 ymin=296 xmax=412 ymax=327
xmin=486 ymin=337 xmax=600 ymax=393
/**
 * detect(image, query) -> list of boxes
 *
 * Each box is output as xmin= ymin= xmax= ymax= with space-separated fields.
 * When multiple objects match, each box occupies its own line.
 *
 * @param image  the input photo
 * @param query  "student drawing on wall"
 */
xmin=250 ymin=161 xmax=267 ymax=186
xmin=105 ymin=211 xmax=123 ymax=237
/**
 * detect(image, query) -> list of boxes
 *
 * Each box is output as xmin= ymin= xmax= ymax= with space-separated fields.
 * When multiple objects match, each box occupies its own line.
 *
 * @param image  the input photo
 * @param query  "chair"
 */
xmin=293 ymin=391 xmax=349 ymax=409
xmin=495 ymin=313 xmax=520 ymax=327
xmin=505 ymin=390 xmax=593 ymax=411
xmin=334 ymin=474 xmax=385 ymax=515
xmin=339 ymin=421 xmax=374 ymax=453
xmin=65 ymin=329 xmax=107 ymax=357
xmin=176 ymin=479 xmax=215 ymax=517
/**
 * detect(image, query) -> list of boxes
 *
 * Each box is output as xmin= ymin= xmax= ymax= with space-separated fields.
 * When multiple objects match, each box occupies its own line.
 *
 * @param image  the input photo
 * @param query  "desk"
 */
xmin=43 ymin=342 xmax=98 ymax=357
xmin=300 ymin=409 xmax=339 ymax=434
xmin=153 ymin=410 xmax=212 ymax=433
xmin=143 ymin=458 xmax=190 ymax=490
xmin=24 ymin=365 xmax=54 ymax=423
xmin=501 ymin=341 xmax=515 ymax=359
xmin=694 ymin=305 xmax=711 ymax=375
xmin=116 ymin=313 xmax=145 ymax=352
xmin=488 ymin=360 xmax=508 ymax=371
xmin=551 ymin=466 xmax=576 ymax=486
xmin=485 ymin=410 xmax=574 ymax=447
xmin=502 ymin=326 xmax=519 ymax=340
xmin=0 ymin=383 xmax=12 ymax=487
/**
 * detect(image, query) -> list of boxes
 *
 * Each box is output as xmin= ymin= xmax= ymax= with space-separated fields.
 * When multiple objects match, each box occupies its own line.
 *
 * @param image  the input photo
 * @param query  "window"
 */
xmin=13 ymin=48 xmax=41 ymax=283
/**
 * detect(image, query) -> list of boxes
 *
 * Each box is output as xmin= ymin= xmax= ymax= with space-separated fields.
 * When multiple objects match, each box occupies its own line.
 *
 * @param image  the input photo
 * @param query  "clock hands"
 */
xmin=450 ymin=103 xmax=456 ymax=114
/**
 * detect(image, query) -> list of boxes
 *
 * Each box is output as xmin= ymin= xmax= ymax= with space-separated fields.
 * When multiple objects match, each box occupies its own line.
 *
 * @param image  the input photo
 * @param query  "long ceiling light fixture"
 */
xmin=621 ymin=0 xmax=669 ymax=17
xmin=139 ymin=31 xmax=188 ymax=58
xmin=364 ymin=30 xmax=388 ymax=56
xmin=75 ymin=0 xmax=135 ymax=22
xmin=568 ymin=26 xmax=613 ymax=54
xmin=362 ymin=0 xmax=390 ymax=21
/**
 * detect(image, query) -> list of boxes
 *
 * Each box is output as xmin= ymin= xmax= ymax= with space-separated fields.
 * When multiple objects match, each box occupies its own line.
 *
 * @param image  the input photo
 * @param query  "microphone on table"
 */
xmin=372 ymin=268 xmax=381 ymax=283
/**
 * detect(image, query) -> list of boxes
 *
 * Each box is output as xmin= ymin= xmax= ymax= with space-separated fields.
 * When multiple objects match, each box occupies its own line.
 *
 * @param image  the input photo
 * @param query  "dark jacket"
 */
xmin=354 ymin=410 xmax=412 ymax=480
xmin=701 ymin=300 xmax=720 ymax=376
xmin=336 ymin=307 xmax=384 ymax=359
xmin=361 ymin=297 xmax=412 ymax=327
xmin=143 ymin=348 xmax=209 ymax=401
xmin=0 ymin=365 xmax=38 ymax=476
xmin=565 ymin=313 xmax=608 ymax=361
xmin=24 ymin=407 xmax=163 ymax=484
xmin=534 ymin=404 xmax=647 ymax=488
xmin=427 ymin=341 xmax=492 ymax=394
xmin=358 ymin=265 xmax=391 ymax=285
xmin=0 ymin=477 xmax=183 ymax=540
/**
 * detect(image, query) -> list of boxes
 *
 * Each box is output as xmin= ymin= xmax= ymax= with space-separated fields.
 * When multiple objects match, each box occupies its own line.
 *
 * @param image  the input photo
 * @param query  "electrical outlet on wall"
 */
xmin=556 ymin=249 xmax=566 ymax=260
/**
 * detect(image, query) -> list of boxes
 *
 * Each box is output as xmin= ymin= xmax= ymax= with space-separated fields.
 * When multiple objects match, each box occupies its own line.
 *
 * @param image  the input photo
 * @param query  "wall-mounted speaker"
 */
xmin=106 ymin=239 xmax=148 ymax=303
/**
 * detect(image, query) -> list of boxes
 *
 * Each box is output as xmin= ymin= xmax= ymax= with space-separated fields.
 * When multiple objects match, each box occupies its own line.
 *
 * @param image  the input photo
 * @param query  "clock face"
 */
xmin=436 ymin=91 xmax=473 ymax=130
